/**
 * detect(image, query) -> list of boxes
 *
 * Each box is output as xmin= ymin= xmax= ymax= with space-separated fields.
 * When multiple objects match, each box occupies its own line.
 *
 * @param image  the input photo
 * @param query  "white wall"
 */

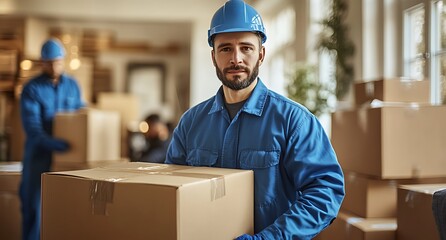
xmin=189 ymin=17 xmax=221 ymax=106
xmin=360 ymin=0 xmax=405 ymax=81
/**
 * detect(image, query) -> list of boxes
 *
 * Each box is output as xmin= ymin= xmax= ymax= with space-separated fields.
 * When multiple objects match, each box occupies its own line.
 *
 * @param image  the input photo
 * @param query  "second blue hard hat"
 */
xmin=208 ymin=0 xmax=267 ymax=47
xmin=41 ymin=38 xmax=66 ymax=61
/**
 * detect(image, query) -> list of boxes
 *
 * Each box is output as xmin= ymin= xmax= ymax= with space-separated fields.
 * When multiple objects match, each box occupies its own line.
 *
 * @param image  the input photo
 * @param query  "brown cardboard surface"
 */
xmin=9 ymin=100 xmax=25 ymax=162
xmin=315 ymin=211 xmax=396 ymax=240
xmin=51 ymin=158 xmax=129 ymax=171
xmin=397 ymin=184 xmax=446 ymax=240
xmin=0 ymin=162 xmax=22 ymax=192
xmin=41 ymin=162 xmax=254 ymax=240
xmin=53 ymin=108 xmax=121 ymax=164
xmin=343 ymin=172 xmax=398 ymax=218
xmin=0 ymin=192 xmax=21 ymax=240
xmin=354 ymin=78 xmax=430 ymax=105
xmin=332 ymin=105 xmax=446 ymax=179
xmin=0 ymin=162 xmax=22 ymax=240
xmin=0 ymin=49 xmax=18 ymax=74
xmin=343 ymin=171 xmax=446 ymax=218
xmin=97 ymin=93 xmax=140 ymax=158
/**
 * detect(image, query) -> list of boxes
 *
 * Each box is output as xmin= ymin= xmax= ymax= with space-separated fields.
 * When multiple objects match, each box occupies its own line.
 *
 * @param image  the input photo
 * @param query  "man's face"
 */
xmin=212 ymin=32 xmax=265 ymax=90
xmin=42 ymin=59 xmax=65 ymax=79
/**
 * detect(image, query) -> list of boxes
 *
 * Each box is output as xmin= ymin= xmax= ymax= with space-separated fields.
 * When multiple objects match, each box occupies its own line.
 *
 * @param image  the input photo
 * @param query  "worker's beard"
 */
xmin=216 ymin=62 xmax=260 ymax=90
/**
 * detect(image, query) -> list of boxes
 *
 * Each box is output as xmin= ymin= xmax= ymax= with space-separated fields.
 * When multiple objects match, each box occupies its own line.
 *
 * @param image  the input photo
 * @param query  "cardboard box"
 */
xmin=97 ymin=93 xmax=140 ymax=158
xmin=314 ymin=211 xmax=396 ymax=240
xmin=96 ymin=92 xmax=140 ymax=128
xmin=51 ymin=158 xmax=129 ymax=171
xmin=332 ymin=105 xmax=446 ymax=179
xmin=343 ymin=171 xmax=446 ymax=218
xmin=354 ymin=78 xmax=430 ymax=105
xmin=9 ymin=100 xmax=25 ymax=162
xmin=397 ymin=184 xmax=445 ymax=240
xmin=53 ymin=108 xmax=121 ymax=164
xmin=0 ymin=49 xmax=18 ymax=74
xmin=343 ymin=172 xmax=398 ymax=218
xmin=0 ymin=162 xmax=22 ymax=240
xmin=41 ymin=162 xmax=254 ymax=240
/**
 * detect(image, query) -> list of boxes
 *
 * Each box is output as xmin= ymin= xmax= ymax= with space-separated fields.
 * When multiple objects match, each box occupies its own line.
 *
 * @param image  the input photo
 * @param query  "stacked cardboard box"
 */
xmin=96 ymin=92 xmax=140 ymax=159
xmin=41 ymin=162 xmax=254 ymax=240
xmin=315 ymin=211 xmax=397 ymax=240
xmin=341 ymin=171 xmax=446 ymax=219
xmin=397 ymin=184 xmax=445 ymax=240
xmin=0 ymin=162 xmax=22 ymax=240
xmin=332 ymin=104 xmax=446 ymax=179
xmin=0 ymin=49 xmax=18 ymax=91
xmin=354 ymin=78 xmax=430 ymax=106
xmin=320 ymin=78 xmax=446 ymax=239
xmin=0 ymin=49 xmax=18 ymax=74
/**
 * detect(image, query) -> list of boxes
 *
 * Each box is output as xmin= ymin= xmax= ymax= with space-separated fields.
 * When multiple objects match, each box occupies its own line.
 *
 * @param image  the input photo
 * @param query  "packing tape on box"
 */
xmin=90 ymin=180 xmax=114 ymax=215
xmin=164 ymin=172 xmax=226 ymax=201
xmin=88 ymin=165 xmax=226 ymax=215
xmin=106 ymin=164 xmax=226 ymax=201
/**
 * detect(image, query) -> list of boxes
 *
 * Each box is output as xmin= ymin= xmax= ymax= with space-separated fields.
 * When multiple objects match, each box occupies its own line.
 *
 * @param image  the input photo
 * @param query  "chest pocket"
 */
xmin=239 ymin=150 xmax=280 ymax=169
xmin=64 ymin=97 xmax=78 ymax=110
xmin=186 ymin=149 xmax=218 ymax=167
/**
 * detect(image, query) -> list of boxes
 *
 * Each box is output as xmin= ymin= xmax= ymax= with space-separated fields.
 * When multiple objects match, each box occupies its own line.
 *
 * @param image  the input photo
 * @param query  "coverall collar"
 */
xmin=209 ymin=78 xmax=268 ymax=117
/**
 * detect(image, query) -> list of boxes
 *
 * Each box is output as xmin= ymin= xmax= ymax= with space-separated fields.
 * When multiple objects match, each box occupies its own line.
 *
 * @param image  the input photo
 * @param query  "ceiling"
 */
xmin=0 ymin=0 xmax=265 ymax=52
xmin=4 ymin=0 xmax=230 ymax=22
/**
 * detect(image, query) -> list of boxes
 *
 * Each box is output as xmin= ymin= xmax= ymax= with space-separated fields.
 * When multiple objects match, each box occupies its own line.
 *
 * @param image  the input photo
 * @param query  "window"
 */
xmin=432 ymin=1 xmax=446 ymax=103
xmin=404 ymin=5 xmax=426 ymax=80
xmin=403 ymin=0 xmax=446 ymax=104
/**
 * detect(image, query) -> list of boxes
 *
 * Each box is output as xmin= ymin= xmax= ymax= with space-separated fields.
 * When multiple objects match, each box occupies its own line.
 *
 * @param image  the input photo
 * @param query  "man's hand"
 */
xmin=49 ymin=139 xmax=70 ymax=152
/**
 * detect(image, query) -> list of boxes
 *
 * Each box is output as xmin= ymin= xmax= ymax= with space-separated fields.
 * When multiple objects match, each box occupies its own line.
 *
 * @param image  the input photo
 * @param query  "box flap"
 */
xmin=44 ymin=162 xmax=245 ymax=189
xmin=399 ymin=183 xmax=446 ymax=194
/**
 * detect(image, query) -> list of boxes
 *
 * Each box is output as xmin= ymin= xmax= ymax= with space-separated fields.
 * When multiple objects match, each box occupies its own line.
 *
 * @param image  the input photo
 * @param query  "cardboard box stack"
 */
xmin=317 ymin=78 xmax=446 ymax=240
xmin=96 ymin=92 xmax=140 ymax=159
xmin=315 ymin=211 xmax=397 ymax=240
xmin=0 ymin=49 xmax=18 ymax=91
xmin=354 ymin=78 xmax=430 ymax=106
xmin=41 ymin=162 xmax=254 ymax=240
xmin=397 ymin=184 xmax=445 ymax=240
xmin=0 ymin=162 xmax=22 ymax=240
xmin=53 ymin=108 xmax=124 ymax=171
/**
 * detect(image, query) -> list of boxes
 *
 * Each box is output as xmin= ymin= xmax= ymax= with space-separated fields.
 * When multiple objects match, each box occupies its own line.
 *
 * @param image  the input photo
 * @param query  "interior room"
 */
xmin=1 ymin=0 xmax=446 ymax=239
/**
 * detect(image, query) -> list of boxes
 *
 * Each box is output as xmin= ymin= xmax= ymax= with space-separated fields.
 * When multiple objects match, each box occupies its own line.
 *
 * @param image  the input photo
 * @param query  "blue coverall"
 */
xmin=19 ymin=73 xmax=84 ymax=240
xmin=166 ymin=79 xmax=345 ymax=239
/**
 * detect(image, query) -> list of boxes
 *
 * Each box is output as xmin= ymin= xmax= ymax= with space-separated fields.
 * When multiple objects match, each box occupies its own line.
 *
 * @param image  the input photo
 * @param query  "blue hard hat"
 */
xmin=41 ymin=38 xmax=66 ymax=61
xmin=208 ymin=0 xmax=267 ymax=47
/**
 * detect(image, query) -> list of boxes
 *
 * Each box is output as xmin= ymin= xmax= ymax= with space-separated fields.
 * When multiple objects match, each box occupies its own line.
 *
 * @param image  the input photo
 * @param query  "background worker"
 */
xmin=139 ymin=113 xmax=171 ymax=163
xmin=165 ymin=0 xmax=345 ymax=239
xmin=19 ymin=38 xmax=84 ymax=240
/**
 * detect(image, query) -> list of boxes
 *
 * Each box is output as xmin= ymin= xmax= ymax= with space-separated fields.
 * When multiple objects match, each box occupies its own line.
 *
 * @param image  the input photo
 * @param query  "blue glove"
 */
xmin=235 ymin=234 xmax=262 ymax=240
xmin=45 ymin=138 xmax=70 ymax=152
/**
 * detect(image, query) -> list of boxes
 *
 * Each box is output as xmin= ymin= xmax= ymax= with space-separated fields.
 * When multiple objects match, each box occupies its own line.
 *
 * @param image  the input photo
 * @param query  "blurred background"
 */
xmin=0 ymin=0 xmax=445 ymax=162
xmin=2 ymin=1 xmax=446 ymax=239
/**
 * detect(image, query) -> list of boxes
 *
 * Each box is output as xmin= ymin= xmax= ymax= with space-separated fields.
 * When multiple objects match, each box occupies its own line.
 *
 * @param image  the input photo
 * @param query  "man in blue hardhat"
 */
xmin=19 ymin=38 xmax=84 ymax=240
xmin=166 ymin=0 xmax=345 ymax=239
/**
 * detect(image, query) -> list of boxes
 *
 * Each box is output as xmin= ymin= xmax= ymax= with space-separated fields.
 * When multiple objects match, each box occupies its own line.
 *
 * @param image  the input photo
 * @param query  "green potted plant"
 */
xmin=317 ymin=0 xmax=355 ymax=100
xmin=286 ymin=63 xmax=334 ymax=117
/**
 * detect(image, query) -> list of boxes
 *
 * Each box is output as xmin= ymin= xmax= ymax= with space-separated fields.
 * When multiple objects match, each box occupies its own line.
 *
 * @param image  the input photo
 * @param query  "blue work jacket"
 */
xmin=166 ymin=79 xmax=345 ymax=239
xmin=21 ymin=73 xmax=84 ymax=170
